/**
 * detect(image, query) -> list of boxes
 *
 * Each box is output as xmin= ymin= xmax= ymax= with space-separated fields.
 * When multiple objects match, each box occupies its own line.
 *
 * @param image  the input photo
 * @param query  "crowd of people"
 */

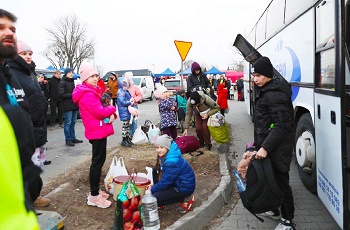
xmin=1 ymin=8 xmax=296 ymax=230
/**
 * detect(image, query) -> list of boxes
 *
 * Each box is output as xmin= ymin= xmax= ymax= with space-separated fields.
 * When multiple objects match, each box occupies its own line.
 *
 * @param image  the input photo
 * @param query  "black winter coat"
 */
xmin=0 ymin=63 xmax=42 ymax=208
xmin=48 ymin=76 xmax=61 ymax=101
xmin=253 ymin=76 xmax=295 ymax=173
xmin=58 ymin=76 xmax=78 ymax=112
xmin=7 ymin=57 xmax=48 ymax=147
xmin=186 ymin=72 xmax=210 ymax=93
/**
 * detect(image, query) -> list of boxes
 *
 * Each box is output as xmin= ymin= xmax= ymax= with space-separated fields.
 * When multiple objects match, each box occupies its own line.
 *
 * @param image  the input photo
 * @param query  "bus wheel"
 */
xmin=295 ymin=113 xmax=317 ymax=194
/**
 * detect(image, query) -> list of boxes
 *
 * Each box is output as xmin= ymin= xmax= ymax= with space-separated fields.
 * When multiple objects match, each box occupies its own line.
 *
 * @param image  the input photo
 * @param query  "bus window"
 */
xmin=316 ymin=0 xmax=335 ymax=48
xmin=285 ymin=0 xmax=314 ymax=24
xmin=255 ymin=11 xmax=267 ymax=47
xmin=265 ymin=0 xmax=285 ymax=38
xmin=318 ymin=48 xmax=335 ymax=90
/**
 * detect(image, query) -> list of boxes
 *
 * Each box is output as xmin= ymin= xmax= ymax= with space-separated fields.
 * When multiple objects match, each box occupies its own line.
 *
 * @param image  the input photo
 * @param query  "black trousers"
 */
xmin=28 ymin=175 xmax=43 ymax=202
xmin=50 ymin=99 xmax=63 ymax=126
xmin=89 ymin=138 xmax=107 ymax=196
xmin=152 ymin=167 xmax=189 ymax=206
xmin=274 ymin=172 xmax=295 ymax=221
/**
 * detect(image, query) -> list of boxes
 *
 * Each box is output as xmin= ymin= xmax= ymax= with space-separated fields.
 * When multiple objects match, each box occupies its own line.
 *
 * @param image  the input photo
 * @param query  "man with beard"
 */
xmin=0 ymin=9 xmax=40 ymax=229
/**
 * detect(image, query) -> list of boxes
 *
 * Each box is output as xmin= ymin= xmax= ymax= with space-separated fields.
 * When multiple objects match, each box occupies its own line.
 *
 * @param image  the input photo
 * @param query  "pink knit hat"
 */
xmin=17 ymin=40 xmax=33 ymax=54
xmin=79 ymin=63 xmax=98 ymax=82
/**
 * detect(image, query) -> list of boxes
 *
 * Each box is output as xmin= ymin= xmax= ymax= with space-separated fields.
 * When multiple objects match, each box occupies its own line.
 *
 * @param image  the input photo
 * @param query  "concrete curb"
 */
xmin=167 ymin=143 xmax=233 ymax=230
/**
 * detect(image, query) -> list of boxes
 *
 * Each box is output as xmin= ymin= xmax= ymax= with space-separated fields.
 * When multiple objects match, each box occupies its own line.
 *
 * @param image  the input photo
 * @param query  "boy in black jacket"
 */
xmin=251 ymin=56 xmax=296 ymax=230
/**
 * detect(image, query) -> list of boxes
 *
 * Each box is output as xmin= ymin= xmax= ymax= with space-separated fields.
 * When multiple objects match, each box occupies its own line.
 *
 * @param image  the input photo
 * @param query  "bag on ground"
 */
xmin=132 ymin=126 xmax=149 ymax=144
xmin=174 ymin=136 xmax=200 ymax=153
xmin=114 ymin=178 xmax=143 ymax=230
xmin=208 ymin=122 xmax=229 ymax=144
xmin=141 ymin=120 xmax=153 ymax=137
xmin=147 ymin=124 xmax=160 ymax=144
xmin=237 ymin=155 xmax=283 ymax=222
xmin=104 ymin=157 xmax=128 ymax=195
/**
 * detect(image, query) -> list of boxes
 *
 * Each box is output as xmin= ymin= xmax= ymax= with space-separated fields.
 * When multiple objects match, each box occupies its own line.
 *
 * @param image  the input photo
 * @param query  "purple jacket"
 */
xmin=72 ymin=83 xmax=116 ymax=140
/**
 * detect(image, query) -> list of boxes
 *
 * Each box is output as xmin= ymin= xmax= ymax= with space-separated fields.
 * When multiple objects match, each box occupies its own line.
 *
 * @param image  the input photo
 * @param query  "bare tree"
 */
xmin=42 ymin=14 xmax=95 ymax=71
xmin=183 ymin=60 xmax=194 ymax=70
xmin=95 ymin=65 xmax=104 ymax=77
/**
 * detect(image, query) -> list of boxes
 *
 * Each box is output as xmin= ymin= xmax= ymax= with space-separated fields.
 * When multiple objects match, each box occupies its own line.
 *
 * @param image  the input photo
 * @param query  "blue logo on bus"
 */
xmin=285 ymin=47 xmax=300 ymax=102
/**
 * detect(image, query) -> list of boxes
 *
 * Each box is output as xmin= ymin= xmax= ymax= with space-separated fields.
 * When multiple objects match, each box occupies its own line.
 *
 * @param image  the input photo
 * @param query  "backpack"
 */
xmin=174 ymin=136 xmax=200 ymax=154
xmin=238 ymin=155 xmax=283 ymax=222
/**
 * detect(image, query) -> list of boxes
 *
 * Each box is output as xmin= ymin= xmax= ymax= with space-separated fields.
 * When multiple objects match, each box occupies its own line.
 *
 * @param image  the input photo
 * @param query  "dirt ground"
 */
xmin=39 ymin=133 xmax=221 ymax=229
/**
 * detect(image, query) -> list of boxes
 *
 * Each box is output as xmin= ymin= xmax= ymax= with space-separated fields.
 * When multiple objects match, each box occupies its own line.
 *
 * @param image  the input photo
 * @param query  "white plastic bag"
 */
xmin=132 ymin=126 xmax=149 ymax=144
xmin=104 ymin=156 xmax=128 ymax=194
xmin=207 ymin=112 xmax=225 ymax=127
xmin=147 ymin=124 xmax=160 ymax=144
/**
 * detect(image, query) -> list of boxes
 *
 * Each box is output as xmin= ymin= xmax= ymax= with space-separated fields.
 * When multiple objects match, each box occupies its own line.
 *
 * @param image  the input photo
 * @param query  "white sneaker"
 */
xmin=275 ymin=218 xmax=296 ymax=230
xmin=256 ymin=210 xmax=281 ymax=220
xmin=87 ymin=194 xmax=111 ymax=209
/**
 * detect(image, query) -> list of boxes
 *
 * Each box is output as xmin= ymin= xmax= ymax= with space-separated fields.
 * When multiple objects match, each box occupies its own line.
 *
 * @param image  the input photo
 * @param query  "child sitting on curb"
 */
xmin=146 ymin=134 xmax=195 ymax=213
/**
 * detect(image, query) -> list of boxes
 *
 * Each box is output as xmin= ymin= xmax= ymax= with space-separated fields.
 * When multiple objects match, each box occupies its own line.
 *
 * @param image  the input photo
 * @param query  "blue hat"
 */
xmin=64 ymin=67 xmax=73 ymax=75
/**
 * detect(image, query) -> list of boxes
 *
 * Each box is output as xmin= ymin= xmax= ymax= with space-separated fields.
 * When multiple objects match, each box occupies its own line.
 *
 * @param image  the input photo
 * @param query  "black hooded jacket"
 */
xmin=7 ymin=57 xmax=48 ymax=147
xmin=58 ymin=75 xmax=78 ymax=112
xmin=253 ymin=76 xmax=295 ymax=173
xmin=0 ymin=62 xmax=41 ymax=210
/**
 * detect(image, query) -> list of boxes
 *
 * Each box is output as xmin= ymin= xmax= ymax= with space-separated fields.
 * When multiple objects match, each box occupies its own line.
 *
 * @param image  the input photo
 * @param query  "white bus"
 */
xmin=236 ymin=0 xmax=350 ymax=228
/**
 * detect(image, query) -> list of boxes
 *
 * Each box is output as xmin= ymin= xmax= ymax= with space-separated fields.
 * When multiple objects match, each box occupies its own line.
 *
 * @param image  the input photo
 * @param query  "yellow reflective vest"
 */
xmin=0 ymin=107 xmax=39 ymax=230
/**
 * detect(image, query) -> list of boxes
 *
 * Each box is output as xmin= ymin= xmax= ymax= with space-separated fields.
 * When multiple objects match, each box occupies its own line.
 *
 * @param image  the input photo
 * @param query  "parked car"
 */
xmin=35 ymin=69 xmax=61 ymax=80
xmin=132 ymin=76 xmax=155 ymax=102
xmin=164 ymin=78 xmax=187 ymax=94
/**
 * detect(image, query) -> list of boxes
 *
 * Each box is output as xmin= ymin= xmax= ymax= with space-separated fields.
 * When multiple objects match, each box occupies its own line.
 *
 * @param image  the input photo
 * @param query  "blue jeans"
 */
xmin=129 ymin=105 xmax=138 ymax=136
xmin=64 ymin=110 xmax=78 ymax=141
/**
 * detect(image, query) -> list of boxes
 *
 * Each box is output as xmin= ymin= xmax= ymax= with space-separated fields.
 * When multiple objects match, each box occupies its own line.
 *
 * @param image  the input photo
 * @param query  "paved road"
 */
xmin=42 ymin=99 xmax=159 ymax=183
xmin=210 ymin=97 xmax=340 ymax=230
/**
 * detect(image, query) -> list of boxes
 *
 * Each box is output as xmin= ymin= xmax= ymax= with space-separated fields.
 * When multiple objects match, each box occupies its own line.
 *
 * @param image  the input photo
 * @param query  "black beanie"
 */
xmin=252 ymin=56 xmax=273 ymax=78
xmin=190 ymin=91 xmax=200 ymax=105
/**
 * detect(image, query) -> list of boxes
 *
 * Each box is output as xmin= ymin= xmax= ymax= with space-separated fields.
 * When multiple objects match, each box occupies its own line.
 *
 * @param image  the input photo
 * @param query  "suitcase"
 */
xmin=174 ymin=136 xmax=200 ymax=154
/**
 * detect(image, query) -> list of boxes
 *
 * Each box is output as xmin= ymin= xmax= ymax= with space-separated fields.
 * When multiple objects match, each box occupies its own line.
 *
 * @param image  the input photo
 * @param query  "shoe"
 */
xmin=275 ymin=218 xmax=296 ymax=230
xmin=43 ymin=160 xmax=51 ymax=165
xmin=199 ymin=142 xmax=205 ymax=148
xmin=72 ymin=139 xmax=83 ymax=143
xmin=87 ymin=194 xmax=111 ymax=208
xmin=121 ymin=138 xmax=132 ymax=147
xmin=88 ymin=190 xmax=109 ymax=200
xmin=33 ymin=197 xmax=50 ymax=207
xmin=59 ymin=124 xmax=64 ymax=128
xmin=65 ymin=141 xmax=75 ymax=147
xmin=257 ymin=210 xmax=281 ymax=220
xmin=205 ymin=144 xmax=212 ymax=151
xmin=178 ymin=195 xmax=194 ymax=213
xmin=125 ymin=136 xmax=134 ymax=145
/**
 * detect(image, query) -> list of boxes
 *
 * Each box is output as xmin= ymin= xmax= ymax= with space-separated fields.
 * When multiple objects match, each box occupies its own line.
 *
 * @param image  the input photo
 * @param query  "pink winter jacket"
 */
xmin=128 ymin=84 xmax=143 ymax=104
xmin=72 ymin=83 xmax=116 ymax=140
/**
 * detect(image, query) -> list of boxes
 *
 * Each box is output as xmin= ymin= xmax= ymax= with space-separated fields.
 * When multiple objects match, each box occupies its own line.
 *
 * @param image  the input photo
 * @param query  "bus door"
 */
xmin=314 ymin=0 xmax=343 ymax=227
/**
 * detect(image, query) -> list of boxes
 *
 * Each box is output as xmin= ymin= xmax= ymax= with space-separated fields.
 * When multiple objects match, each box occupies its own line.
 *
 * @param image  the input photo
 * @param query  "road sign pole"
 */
xmin=180 ymin=61 xmax=184 ymax=88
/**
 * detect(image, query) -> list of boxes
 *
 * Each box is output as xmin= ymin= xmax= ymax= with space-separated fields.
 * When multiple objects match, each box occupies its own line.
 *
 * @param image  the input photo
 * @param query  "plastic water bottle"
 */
xmin=142 ymin=190 xmax=160 ymax=230
xmin=233 ymin=170 xmax=246 ymax=192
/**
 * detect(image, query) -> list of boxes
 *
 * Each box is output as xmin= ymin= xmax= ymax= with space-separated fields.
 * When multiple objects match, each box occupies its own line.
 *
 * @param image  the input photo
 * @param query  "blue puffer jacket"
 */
xmin=151 ymin=141 xmax=196 ymax=195
xmin=117 ymin=88 xmax=132 ymax=121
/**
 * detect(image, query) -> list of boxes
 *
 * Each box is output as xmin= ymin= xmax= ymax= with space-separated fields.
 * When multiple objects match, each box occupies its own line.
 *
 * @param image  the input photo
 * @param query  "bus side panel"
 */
xmin=314 ymin=94 xmax=343 ymax=226
xmin=258 ymin=11 xmax=315 ymax=121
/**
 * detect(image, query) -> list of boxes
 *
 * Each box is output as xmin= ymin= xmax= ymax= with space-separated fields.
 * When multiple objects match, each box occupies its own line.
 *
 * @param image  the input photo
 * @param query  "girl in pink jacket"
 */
xmin=73 ymin=63 xmax=117 ymax=209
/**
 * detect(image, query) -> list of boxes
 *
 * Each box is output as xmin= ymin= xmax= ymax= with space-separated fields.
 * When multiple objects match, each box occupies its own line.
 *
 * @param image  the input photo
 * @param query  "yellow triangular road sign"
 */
xmin=174 ymin=40 xmax=192 ymax=61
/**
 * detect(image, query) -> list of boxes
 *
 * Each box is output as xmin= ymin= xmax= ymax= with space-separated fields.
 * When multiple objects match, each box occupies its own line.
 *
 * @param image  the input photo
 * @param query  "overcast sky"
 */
xmin=2 ymin=0 xmax=271 ymax=75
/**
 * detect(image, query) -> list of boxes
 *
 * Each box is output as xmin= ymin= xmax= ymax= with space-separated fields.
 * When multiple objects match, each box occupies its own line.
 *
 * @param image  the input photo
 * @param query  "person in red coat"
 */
xmin=217 ymin=82 xmax=228 ymax=116
xmin=97 ymin=76 xmax=106 ymax=96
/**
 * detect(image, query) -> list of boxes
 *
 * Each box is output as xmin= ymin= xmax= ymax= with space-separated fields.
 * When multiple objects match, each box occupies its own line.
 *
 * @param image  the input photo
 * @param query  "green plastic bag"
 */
xmin=208 ymin=122 xmax=229 ymax=144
